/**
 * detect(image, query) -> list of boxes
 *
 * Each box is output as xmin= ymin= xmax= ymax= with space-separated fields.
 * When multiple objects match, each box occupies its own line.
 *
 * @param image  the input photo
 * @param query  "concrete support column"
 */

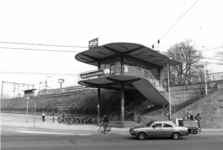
xmin=159 ymin=68 xmax=166 ymax=87
xmin=121 ymin=55 xmax=124 ymax=75
xmin=97 ymin=60 xmax=101 ymax=125
xmin=121 ymin=84 xmax=125 ymax=127
xmin=167 ymin=61 xmax=172 ymax=120
xmin=97 ymin=88 xmax=101 ymax=125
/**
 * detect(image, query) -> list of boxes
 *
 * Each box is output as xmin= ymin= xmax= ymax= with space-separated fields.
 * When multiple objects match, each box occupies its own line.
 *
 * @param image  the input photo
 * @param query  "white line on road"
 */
xmin=17 ymin=130 xmax=92 ymax=136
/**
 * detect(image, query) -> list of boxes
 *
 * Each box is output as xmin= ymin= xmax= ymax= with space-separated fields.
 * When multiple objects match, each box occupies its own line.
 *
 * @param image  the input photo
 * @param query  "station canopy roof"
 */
xmin=75 ymin=42 xmax=180 ymax=67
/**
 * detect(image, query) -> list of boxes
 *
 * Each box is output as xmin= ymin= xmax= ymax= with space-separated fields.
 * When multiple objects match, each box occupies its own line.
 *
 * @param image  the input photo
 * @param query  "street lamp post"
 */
xmin=58 ymin=79 xmax=65 ymax=89
xmin=26 ymin=96 xmax=30 ymax=122
xmin=39 ymin=81 xmax=42 ymax=93
xmin=45 ymin=76 xmax=51 ymax=94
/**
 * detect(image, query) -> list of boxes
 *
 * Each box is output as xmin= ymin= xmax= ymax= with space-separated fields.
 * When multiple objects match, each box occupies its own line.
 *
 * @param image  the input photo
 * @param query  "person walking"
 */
xmin=42 ymin=111 xmax=45 ymax=122
xmin=195 ymin=113 xmax=201 ymax=131
xmin=52 ymin=111 xmax=55 ymax=123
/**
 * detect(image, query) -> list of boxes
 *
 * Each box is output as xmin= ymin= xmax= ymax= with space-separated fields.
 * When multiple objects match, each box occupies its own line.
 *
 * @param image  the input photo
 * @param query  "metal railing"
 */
xmin=78 ymin=68 xmax=162 ymax=90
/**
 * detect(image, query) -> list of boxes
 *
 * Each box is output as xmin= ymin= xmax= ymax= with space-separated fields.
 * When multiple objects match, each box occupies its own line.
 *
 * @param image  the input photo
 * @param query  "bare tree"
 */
xmin=166 ymin=39 xmax=203 ymax=86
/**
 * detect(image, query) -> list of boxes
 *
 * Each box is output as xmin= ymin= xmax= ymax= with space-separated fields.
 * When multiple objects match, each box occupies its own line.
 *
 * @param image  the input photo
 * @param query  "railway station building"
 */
xmin=75 ymin=42 xmax=180 ymax=127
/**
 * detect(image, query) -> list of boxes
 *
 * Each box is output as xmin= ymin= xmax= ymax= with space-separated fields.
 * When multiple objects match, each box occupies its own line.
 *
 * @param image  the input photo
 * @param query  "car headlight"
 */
xmin=130 ymin=129 xmax=135 ymax=133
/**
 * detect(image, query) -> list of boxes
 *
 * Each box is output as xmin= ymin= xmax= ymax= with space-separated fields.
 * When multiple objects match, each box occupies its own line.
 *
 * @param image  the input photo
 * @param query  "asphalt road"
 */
xmin=1 ymin=127 xmax=223 ymax=150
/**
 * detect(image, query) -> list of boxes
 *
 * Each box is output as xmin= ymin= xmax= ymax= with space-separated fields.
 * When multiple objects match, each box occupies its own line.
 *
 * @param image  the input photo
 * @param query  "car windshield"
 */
xmin=146 ymin=121 xmax=154 ymax=127
xmin=171 ymin=122 xmax=177 ymax=127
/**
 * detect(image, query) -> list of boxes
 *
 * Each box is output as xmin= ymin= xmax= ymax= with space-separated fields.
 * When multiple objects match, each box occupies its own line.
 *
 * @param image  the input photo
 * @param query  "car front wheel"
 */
xmin=172 ymin=132 xmax=180 ymax=140
xmin=137 ymin=132 xmax=146 ymax=140
xmin=194 ymin=129 xmax=198 ymax=134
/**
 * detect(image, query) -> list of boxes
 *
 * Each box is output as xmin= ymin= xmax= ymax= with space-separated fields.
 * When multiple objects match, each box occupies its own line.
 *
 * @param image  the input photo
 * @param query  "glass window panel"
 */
xmin=115 ymin=61 xmax=121 ymax=75
xmin=124 ymin=65 xmax=129 ymax=75
xmin=111 ymin=64 xmax=115 ymax=75
xmin=163 ymin=123 xmax=173 ymax=128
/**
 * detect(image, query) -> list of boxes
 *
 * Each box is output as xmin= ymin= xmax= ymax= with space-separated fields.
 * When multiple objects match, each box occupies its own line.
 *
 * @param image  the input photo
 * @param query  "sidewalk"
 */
xmin=1 ymin=113 xmax=223 ymax=133
xmin=0 ymin=113 xmax=130 ymax=132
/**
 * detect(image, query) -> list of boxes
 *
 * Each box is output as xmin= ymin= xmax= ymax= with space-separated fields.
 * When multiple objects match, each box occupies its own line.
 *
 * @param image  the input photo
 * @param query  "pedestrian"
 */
xmin=187 ymin=112 xmax=191 ymax=120
xmin=195 ymin=113 xmax=201 ymax=131
xmin=52 ymin=111 xmax=55 ymax=123
xmin=42 ymin=111 xmax=45 ymax=122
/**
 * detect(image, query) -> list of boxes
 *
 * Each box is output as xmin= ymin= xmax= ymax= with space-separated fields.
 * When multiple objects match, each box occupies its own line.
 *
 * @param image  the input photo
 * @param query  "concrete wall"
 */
xmin=140 ymin=80 xmax=223 ymax=129
xmin=217 ymin=80 xmax=223 ymax=90
xmin=141 ymin=89 xmax=223 ymax=129
xmin=171 ymin=89 xmax=223 ymax=129
xmin=162 ymin=81 xmax=218 ymax=105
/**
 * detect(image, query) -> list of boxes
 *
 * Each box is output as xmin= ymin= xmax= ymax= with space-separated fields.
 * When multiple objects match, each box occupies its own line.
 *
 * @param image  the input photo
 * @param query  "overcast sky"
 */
xmin=0 ymin=0 xmax=223 ymax=96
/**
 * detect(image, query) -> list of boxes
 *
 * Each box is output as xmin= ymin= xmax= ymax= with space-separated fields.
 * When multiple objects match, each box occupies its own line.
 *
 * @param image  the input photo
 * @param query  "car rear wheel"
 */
xmin=137 ymin=132 xmax=146 ymax=140
xmin=172 ymin=132 xmax=180 ymax=140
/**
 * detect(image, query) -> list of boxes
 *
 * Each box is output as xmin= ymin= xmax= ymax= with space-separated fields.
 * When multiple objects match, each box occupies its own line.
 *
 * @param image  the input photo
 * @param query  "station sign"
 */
xmin=89 ymin=38 xmax=98 ymax=50
xmin=80 ymin=70 xmax=105 ymax=79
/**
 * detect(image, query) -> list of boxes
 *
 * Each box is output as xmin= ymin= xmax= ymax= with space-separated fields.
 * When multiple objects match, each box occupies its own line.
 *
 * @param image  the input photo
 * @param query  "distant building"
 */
xmin=23 ymin=89 xmax=36 ymax=97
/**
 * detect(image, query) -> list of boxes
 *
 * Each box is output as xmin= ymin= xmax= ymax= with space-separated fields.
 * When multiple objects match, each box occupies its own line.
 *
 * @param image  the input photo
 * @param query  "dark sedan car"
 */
xmin=129 ymin=120 xmax=188 ymax=140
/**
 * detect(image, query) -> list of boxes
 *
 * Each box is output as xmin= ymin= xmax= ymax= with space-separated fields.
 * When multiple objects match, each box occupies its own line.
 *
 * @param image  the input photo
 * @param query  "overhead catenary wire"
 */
xmin=0 ymin=71 xmax=79 ymax=76
xmin=0 ymin=41 xmax=88 ymax=48
xmin=201 ymin=57 xmax=223 ymax=61
xmin=0 ymin=32 xmax=222 ymax=54
xmin=1 ymin=42 xmax=221 ymax=53
xmin=201 ymin=46 xmax=223 ymax=51
xmin=151 ymin=0 xmax=199 ymax=48
xmin=158 ymin=39 xmax=223 ymax=49
xmin=1 ymin=44 xmax=222 ymax=62
xmin=0 ymin=31 xmax=222 ymax=51
xmin=193 ymin=34 xmax=223 ymax=42
xmin=0 ymin=46 xmax=81 ymax=53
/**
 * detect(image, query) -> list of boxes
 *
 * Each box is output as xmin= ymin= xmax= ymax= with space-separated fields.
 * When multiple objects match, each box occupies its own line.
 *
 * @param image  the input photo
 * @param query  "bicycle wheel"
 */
xmin=95 ymin=126 xmax=103 ymax=134
xmin=105 ymin=127 xmax=112 ymax=134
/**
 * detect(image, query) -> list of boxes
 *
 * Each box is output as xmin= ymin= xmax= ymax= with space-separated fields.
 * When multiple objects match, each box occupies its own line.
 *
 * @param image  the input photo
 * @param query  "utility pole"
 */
xmin=13 ymin=86 xmax=16 ymax=98
xmin=45 ymin=76 xmax=51 ymax=94
xmin=34 ymin=102 xmax=36 ymax=126
xmin=204 ymin=62 xmax=208 ymax=95
xmin=1 ymin=81 xmax=4 ymax=101
xmin=23 ymin=89 xmax=36 ymax=123
xmin=1 ymin=81 xmax=34 ymax=99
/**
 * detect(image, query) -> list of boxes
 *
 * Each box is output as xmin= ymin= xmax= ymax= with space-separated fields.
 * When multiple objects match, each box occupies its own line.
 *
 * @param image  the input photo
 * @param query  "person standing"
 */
xmin=187 ymin=112 xmax=194 ymax=120
xmin=195 ymin=113 xmax=201 ymax=131
xmin=187 ymin=112 xmax=191 ymax=120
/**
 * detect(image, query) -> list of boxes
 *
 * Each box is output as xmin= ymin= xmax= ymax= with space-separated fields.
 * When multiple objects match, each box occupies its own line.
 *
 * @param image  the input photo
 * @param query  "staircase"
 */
xmin=131 ymin=78 xmax=169 ymax=107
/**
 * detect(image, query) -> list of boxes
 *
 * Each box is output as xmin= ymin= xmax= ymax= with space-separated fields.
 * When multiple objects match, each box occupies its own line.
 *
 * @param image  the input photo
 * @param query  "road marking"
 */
xmin=17 ymin=130 xmax=92 ymax=136
xmin=78 ymin=134 xmax=92 ymax=136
